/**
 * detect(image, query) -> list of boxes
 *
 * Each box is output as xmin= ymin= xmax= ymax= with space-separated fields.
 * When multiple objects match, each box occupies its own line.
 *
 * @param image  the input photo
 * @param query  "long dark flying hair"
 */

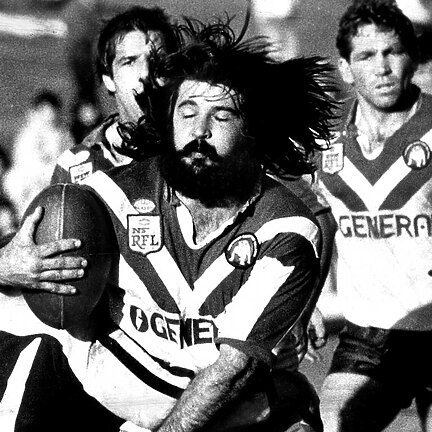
xmin=150 ymin=16 xmax=339 ymax=178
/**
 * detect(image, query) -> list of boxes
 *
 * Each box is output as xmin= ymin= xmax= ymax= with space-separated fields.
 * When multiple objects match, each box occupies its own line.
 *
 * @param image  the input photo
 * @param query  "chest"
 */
xmin=317 ymin=132 xmax=432 ymax=214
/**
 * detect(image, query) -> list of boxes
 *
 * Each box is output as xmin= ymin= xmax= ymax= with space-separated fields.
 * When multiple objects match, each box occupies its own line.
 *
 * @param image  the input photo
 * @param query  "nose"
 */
xmin=192 ymin=117 xmax=212 ymax=140
xmin=137 ymin=58 xmax=151 ymax=85
xmin=374 ymin=54 xmax=391 ymax=75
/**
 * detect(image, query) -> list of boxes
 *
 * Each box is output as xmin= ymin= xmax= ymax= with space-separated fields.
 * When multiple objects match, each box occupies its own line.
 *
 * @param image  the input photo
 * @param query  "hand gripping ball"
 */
xmin=21 ymin=183 xmax=118 ymax=335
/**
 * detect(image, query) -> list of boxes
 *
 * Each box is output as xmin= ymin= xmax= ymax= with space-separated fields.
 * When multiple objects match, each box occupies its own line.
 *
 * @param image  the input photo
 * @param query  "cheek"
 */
xmin=216 ymin=126 xmax=244 ymax=156
xmin=172 ymin=122 xmax=188 ymax=150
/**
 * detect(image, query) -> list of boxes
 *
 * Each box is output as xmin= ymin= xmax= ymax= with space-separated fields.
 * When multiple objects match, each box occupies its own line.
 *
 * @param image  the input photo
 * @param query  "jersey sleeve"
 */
xmin=51 ymin=154 xmax=72 ymax=184
xmin=215 ymin=224 xmax=320 ymax=367
xmin=51 ymin=115 xmax=119 ymax=185
xmin=277 ymin=176 xmax=331 ymax=216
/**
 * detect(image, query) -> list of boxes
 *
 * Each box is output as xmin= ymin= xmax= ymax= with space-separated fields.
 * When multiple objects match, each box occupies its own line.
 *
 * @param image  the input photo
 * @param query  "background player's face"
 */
xmin=102 ymin=29 xmax=164 ymax=123
xmin=339 ymin=23 xmax=416 ymax=111
xmin=172 ymin=79 xmax=246 ymax=167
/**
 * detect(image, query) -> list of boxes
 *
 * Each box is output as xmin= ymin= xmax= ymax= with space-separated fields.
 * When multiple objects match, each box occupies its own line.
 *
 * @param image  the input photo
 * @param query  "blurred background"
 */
xmin=1 ymin=0 xmax=431 ymax=161
xmin=0 ymin=0 xmax=350 ymax=163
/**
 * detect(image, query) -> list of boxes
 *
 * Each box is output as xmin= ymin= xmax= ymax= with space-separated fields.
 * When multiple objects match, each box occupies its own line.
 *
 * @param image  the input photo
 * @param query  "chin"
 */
xmin=372 ymin=95 xmax=402 ymax=111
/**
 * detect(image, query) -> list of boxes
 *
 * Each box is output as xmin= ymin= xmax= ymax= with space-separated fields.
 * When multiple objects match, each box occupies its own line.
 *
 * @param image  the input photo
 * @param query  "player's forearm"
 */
xmin=156 ymin=345 xmax=259 ymax=432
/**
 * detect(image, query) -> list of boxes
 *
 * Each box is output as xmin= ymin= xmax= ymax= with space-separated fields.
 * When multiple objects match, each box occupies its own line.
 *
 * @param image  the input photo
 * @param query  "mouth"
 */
xmin=183 ymin=152 xmax=209 ymax=161
xmin=375 ymin=81 xmax=396 ymax=91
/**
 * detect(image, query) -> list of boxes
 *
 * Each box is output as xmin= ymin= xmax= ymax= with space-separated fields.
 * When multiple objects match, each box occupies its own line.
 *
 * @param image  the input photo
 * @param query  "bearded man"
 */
xmin=0 ymin=17 xmax=337 ymax=432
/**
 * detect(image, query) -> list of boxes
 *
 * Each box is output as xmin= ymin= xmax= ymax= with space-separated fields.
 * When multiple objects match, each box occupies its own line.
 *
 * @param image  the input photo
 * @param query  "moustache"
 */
xmin=177 ymin=140 xmax=219 ymax=161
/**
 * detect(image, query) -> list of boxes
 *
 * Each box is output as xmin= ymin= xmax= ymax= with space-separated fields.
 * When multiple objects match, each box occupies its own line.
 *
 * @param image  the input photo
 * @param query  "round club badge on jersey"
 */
xmin=403 ymin=140 xmax=431 ymax=170
xmin=225 ymin=233 xmax=259 ymax=269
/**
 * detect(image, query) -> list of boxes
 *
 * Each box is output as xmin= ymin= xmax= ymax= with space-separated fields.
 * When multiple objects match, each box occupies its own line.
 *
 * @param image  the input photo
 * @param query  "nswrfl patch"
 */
xmin=128 ymin=214 xmax=162 ymax=255
xmin=322 ymin=142 xmax=344 ymax=174
xmin=69 ymin=161 xmax=93 ymax=184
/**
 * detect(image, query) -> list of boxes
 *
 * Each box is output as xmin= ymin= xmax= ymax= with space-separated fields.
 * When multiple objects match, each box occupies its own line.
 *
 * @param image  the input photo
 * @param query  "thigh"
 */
xmin=320 ymin=372 xmax=406 ymax=432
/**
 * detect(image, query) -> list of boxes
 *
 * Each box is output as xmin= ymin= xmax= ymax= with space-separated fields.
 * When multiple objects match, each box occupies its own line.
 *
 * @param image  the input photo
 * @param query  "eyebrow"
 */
xmin=177 ymin=100 xmax=197 ymax=109
xmin=177 ymin=99 xmax=240 ymax=115
xmin=116 ymin=53 xmax=138 ymax=63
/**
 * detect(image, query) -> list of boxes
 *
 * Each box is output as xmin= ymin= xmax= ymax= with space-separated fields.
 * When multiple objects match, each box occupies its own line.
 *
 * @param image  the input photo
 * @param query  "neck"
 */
xmin=177 ymin=193 xmax=245 ymax=244
xmin=355 ymin=90 xmax=419 ymax=156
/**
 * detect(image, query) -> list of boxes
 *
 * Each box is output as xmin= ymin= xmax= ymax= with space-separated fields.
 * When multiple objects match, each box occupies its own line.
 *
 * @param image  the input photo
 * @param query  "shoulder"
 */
xmin=56 ymin=142 xmax=109 ymax=169
xmin=420 ymin=92 xmax=432 ymax=112
xmin=80 ymin=114 xmax=119 ymax=149
xmin=259 ymin=176 xmax=317 ymax=222
xmin=274 ymin=175 xmax=329 ymax=215
xmin=334 ymin=96 xmax=356 ymax=129
xmin=105 ymin=156 xmax=162 ymax=194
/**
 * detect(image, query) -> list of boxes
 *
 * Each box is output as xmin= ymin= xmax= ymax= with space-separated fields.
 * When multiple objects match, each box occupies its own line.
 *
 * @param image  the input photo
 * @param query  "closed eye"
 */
xmin=213 ymin=108 xmax=240 ymax=122
xmin=178 ymin=106 xmax=197 ymax=118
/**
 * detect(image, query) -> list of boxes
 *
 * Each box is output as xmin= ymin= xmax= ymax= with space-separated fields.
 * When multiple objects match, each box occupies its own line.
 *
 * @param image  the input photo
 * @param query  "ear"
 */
xmin=338 ymin=58 xmax=355 ymax=86
xmin=102 ymin=74 xmax=116 ymax=93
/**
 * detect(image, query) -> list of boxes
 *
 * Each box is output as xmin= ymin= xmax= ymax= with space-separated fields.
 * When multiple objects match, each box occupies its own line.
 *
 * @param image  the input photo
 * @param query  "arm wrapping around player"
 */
xmin=156 ymin=344 xmax=260 ymax=432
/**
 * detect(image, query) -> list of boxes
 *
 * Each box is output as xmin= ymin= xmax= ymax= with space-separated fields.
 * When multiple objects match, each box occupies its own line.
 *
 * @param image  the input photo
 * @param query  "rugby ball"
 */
xmin=21 ymin=183 xmax=118 ymax=335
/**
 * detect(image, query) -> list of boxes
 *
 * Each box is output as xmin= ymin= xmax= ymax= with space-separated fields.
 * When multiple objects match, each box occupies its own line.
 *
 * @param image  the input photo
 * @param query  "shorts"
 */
xmin=329 ymin=321 xmax=432 ymax=404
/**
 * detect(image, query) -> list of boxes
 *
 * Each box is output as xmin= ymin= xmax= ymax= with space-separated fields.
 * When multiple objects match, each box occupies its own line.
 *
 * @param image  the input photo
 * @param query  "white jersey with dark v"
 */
xmin=316 ymin=93 xmax=432 ymax=330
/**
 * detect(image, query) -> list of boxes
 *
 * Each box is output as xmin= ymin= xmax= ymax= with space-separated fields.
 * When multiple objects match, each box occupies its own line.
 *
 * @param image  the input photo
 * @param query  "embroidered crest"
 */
xmin=133 ymin=198 xmax=156 ymax=214
xmin=128 ymin=215 xmax=162 ymax=255
xmin=225 ymin=233 xmax=259 ymax=269
xmin=69 ymin=161 xmax=93 ymax=184
xmin=403 ymin=140 xmax=431 ymax=170
xmin=322 ymin=142 xmax=344 ymax=174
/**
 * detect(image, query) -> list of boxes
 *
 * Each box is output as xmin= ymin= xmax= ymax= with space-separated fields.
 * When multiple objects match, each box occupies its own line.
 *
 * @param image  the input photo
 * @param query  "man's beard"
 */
xmin=160 ymin=138 xmax=261 ymax=208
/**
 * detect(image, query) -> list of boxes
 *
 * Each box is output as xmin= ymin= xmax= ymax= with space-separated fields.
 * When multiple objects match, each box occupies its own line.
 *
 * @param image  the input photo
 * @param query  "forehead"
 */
xmin=350 ymin=23 xmax=401 ymax=52
xmin=176 ymin=80 xmax=239 ymax=107
xmin=114 ymin=29 xmax=163 ymax=57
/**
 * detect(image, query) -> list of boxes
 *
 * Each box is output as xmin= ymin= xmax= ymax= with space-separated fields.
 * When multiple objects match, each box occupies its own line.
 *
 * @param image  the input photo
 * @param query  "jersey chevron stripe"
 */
xmin=216 ymin=257 xmax=295 ymax=340
xmin=104 ymin=331 xmax=194 ymax=380
xmin=381 ymin=163 xmax=432 ymax=210
xmin=99 ymin=335 xmax=186 ymax=399
xmin=420 ymin=128 xmax=432 ymax=150
xmin=187 ymin=256 xmax=233 ymax=314
xmin=339 ymin=157 xmax=411 ymax=211
xmin=84 ymin=171 xmax=137 ymax=227
xmin=0 ymin=338 xmax=41 ymax=428
xmin=118 ymin=255 xmax=159 ymax=307
xmin=255 ymin=216 xmax=319 ymax=257
xmin=146 ymin=248 xmax=193 ymax=315
xmin=190 ymin=215 xmax=319 ymax=313
xmin=325 ymin=125 xmax=432 ymax=212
